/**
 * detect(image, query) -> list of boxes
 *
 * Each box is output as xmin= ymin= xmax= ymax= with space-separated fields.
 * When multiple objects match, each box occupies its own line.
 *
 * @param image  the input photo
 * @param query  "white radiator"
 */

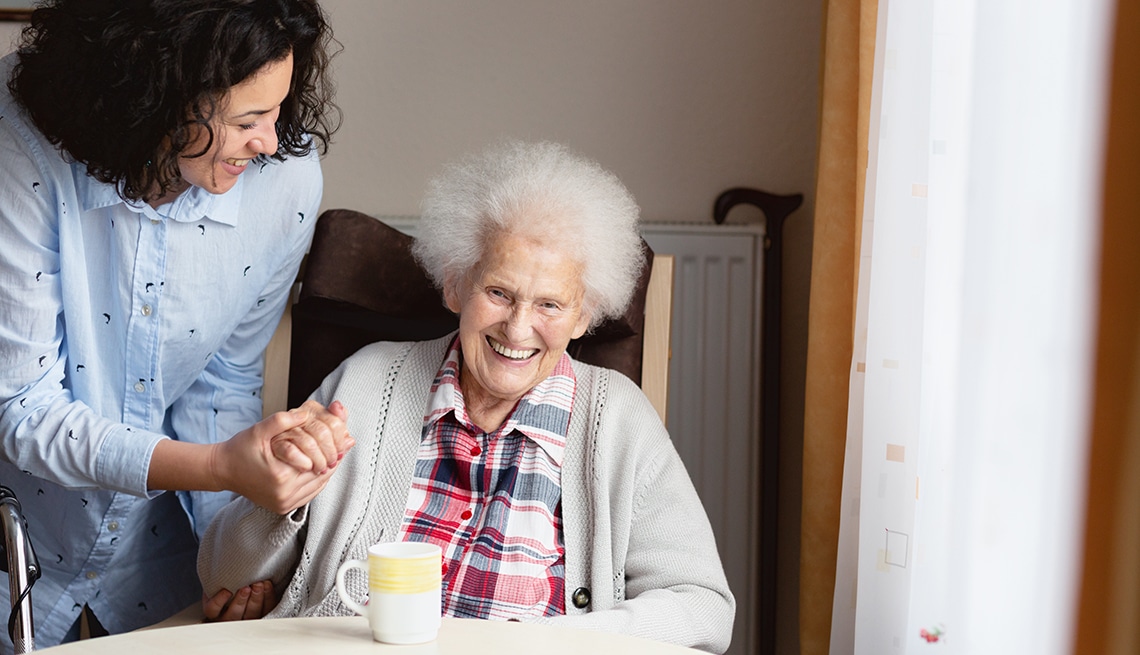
xmin=641 ymin=223 xmax=765 ymax=655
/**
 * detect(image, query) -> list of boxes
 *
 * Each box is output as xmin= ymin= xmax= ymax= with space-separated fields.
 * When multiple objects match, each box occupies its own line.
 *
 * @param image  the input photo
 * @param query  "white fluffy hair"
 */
xmin=412 ymin=140 xmax=643 ymax=328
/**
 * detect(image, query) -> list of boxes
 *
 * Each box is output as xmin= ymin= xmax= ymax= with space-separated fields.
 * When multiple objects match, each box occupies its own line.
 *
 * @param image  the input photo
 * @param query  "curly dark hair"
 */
xmin=7 ymin=0 xmax=341 ymax=203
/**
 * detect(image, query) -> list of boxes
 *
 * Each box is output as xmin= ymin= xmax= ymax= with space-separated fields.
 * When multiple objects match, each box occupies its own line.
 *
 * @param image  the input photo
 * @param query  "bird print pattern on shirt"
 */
xmin=9 ymin=194 xmax=311 ymax=452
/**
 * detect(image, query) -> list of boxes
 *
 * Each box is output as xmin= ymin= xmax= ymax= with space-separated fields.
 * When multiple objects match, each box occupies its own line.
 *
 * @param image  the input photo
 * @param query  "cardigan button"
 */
xmin=571 ymin=587 xmax=591 ymax=609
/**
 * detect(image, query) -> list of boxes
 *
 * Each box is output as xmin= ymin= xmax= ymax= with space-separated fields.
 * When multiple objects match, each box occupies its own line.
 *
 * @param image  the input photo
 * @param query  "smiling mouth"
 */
xmin=487 ymin=336 xmax=537 ymax=361
xmin=225 ymin=158 xmax=251 ymax=167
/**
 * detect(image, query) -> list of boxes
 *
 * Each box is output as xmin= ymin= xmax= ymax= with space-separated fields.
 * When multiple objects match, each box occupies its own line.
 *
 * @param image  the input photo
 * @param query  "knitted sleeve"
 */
xmin=197 ymin=499 xmax=309 ymax=597
xmin=196 ymin=347 xmax=367 ymax=599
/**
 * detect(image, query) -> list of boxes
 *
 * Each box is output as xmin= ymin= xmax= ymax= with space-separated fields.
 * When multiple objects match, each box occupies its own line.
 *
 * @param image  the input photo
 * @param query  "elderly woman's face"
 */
xmin=445 ymin=232 xmax=591 ymax=417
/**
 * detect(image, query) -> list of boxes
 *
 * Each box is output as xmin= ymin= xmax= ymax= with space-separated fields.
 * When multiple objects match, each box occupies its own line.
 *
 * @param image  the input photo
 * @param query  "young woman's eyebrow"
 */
xmin=229 ymin=107 xmax=274 ymax=120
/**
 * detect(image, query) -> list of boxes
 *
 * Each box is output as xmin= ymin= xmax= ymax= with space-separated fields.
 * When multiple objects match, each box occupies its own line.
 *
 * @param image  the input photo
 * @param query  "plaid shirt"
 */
xmin=398 ymin=338 xmax=571 ymax=620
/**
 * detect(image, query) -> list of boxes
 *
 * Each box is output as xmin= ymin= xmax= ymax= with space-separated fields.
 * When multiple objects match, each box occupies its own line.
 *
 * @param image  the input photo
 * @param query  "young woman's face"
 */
xmin=177 ymin=52 xmax=293 ymax=196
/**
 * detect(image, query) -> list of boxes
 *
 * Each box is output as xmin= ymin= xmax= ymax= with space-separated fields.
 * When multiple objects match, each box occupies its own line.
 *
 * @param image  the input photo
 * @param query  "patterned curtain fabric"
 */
xmin=822 ymin=0 xmax=1116 ymax=653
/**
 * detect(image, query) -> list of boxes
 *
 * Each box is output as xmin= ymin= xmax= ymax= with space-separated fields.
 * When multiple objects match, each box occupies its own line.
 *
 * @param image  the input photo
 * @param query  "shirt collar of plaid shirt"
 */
xmin=422 ymin=336 xmax=574 ymax=466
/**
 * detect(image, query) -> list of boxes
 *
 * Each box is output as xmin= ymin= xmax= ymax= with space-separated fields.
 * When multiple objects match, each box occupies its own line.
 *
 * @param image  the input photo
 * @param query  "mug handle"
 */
xmin=335 ymin=559 xmax=369 ymax=616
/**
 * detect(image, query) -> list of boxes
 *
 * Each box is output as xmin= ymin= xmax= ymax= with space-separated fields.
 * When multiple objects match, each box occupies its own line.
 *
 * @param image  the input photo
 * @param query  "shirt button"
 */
xmin=150 ymin=219 xmax=160 ymax=225
xmin=571 ymin=587 xmax=591 ymax=609
xmin=86 ymin=571 xmax=98 ymax=580
xmin=134 ymin=382 xmax=145 ymax=393
xmin=460 ymin=509 xmax=473 ymax=520
xmin=141 ymin=304 xmax=152 ymax=316
xmin=470 ymin=445 xmax=481 ymax=457
xmin=108 ymin=521 xmax=119 ymax=531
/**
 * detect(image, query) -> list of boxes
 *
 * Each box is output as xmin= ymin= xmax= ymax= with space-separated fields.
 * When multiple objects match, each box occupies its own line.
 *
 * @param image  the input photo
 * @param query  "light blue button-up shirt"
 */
xmin=0 ymin=54 xmax=322 ymax=649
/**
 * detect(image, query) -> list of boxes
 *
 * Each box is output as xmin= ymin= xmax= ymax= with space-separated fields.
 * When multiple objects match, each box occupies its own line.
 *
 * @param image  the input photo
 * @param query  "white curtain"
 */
xmin=829 ymin=0 xmax=1116 ymax=653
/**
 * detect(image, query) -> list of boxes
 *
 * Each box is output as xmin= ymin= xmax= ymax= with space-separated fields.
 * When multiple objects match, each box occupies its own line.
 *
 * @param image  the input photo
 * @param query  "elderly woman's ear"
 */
xmin=571 ymin=311 xmax=591 ymax=340
xmin=443 ymin=274 xmax=464 ymax=314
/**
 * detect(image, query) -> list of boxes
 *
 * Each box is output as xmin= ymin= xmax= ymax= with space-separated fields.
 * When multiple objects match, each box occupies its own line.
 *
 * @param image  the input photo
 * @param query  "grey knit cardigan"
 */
xmin=198 ymin=334 xmax=735 ymax=653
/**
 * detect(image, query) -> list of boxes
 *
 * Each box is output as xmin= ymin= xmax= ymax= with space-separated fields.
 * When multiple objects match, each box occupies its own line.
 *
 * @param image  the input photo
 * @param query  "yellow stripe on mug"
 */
xmin=370 ymin=552 xmax=441 ymax=594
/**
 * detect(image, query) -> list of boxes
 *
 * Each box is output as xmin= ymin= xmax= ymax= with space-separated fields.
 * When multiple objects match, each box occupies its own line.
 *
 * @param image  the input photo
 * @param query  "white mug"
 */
xmin=335 ymin=541 xmax=443 ymax=644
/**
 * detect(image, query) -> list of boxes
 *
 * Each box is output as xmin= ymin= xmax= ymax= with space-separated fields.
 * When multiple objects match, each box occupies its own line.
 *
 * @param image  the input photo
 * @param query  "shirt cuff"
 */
xmin=94 ymin=425 xmax=167 ymax=498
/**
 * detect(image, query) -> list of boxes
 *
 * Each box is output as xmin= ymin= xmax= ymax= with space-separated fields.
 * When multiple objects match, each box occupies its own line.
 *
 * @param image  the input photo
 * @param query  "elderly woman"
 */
xmin=198 ymin=141 xmax=735 ymax=653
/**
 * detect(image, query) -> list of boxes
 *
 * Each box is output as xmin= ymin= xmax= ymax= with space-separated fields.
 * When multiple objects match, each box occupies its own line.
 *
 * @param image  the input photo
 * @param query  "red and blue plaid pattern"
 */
xmin=398 ymin=338 xmax=571 ymax=619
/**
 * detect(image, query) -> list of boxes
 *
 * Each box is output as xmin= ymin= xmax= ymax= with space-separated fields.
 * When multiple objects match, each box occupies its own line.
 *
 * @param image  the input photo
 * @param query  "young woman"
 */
xmin=0 ymin=1 xmax=351 ymax=647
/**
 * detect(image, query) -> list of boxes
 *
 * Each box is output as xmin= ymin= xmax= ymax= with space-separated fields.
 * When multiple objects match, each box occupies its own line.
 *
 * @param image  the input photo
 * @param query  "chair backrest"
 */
xmin=269 ymin=209 xmax=670 ymax=422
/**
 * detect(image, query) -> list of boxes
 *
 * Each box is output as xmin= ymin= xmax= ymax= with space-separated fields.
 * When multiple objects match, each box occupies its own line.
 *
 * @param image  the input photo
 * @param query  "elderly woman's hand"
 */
xmin=202 ymin=579 xmax=277 ymax=622
xmin=268 ymin=400 xmax=353 ymax=474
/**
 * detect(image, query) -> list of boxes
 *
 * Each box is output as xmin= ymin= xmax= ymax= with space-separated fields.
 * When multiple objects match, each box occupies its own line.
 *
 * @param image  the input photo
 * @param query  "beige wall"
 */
xmin=0 ymin=21 xmax=20 ymax=53
xmin=2 ymin=3 xmax=821 ymax=653
xmin=318 ymin=1 xmax=818 ymax=222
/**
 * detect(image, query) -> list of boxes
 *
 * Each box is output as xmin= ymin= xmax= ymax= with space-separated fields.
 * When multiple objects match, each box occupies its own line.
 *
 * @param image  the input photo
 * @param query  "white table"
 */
xmin=40 ymin=615 xmax=701 ymax=654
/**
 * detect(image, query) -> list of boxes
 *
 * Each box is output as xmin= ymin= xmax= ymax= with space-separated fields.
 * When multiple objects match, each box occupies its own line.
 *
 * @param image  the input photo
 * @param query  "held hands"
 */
xmin=211 ymin=400 xmax=354 ymax=514
xmin=269 ymin=400 xmax=352 ymax=474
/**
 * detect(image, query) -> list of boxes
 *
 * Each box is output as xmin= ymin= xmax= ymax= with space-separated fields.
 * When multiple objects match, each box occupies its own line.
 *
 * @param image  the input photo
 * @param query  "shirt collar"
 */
xmin=75 ymin=166 xmax=244 ymax=227
xmin=424 ymin=337 xmax=574 ymax=466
